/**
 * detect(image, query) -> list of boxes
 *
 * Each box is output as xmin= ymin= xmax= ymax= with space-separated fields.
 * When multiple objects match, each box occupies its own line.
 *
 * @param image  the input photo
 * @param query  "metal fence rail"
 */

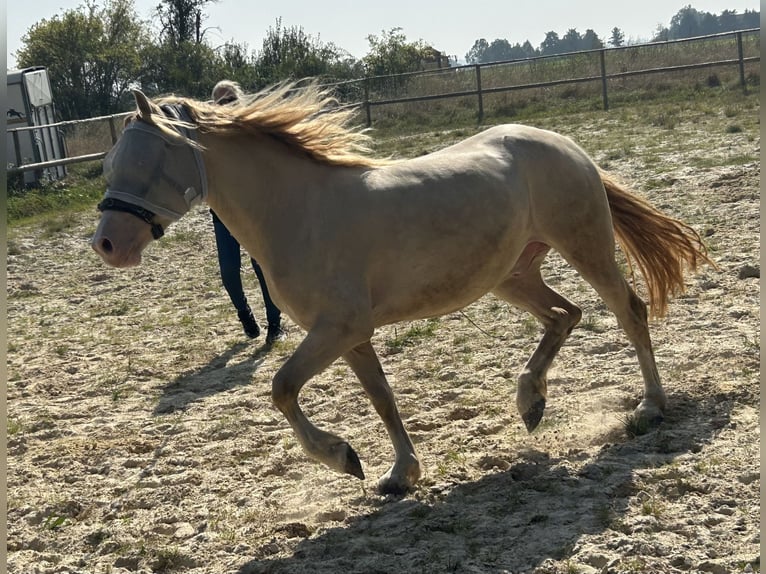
xmin=7 ymin=28 xmax=760 ymax=175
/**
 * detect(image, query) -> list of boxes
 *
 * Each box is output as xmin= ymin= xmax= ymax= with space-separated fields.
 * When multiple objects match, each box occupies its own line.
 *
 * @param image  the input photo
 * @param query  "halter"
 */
xmin=98 ymin=104 xmax=207 ymax=240
xmin=97 ymin=197 xmax=166 ymax=239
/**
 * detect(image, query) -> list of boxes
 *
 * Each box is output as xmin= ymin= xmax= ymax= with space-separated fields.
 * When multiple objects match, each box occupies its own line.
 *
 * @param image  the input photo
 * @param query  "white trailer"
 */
xmin=7 ymin=66 xmax=67 ymax=186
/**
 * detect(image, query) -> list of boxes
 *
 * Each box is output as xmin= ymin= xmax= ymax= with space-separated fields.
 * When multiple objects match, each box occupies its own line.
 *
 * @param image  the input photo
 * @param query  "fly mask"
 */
xmin=98 ymin=104 xmax=208 ymax=239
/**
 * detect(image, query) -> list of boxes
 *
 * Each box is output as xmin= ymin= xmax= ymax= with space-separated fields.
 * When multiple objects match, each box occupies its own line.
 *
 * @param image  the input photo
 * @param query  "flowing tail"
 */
xmin=601 ymin=170 xmax=716 ymax=318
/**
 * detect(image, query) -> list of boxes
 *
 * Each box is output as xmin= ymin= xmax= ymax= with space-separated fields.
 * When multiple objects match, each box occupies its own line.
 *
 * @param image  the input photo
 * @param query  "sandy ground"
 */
xmin=6 ymin=110 xmax=760 ymax=574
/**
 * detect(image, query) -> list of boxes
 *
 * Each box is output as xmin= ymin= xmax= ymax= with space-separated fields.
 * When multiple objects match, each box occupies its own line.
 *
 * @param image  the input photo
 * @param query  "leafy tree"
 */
xmin=466 ymin=38 xmax=538 ymax=63
xmin=582 ymin=29 xmax=603 ymax=50
xmin=669 ymin=6 xmax=704 ymax=39
xmin=141 ymin=0 xmax=226 ymax=98
xmin=139 ymin=40 xmax=220 ymax=98
xmin=363 ymin=28 xmax=432 ymax=76
xmin=539 ymin=31 xmax=561 ymax=55
xmin=652 ymin=24 xmax=670 ymax=42
xmin=15 ymin=0 xmax=150 ymax=119
xmin=253 ymin=18 xmax=359 ymax=87
xmin=559 ymin=28 xmax=583 ymax=53
xmin=519 ymin=41 xmax=537 ymax=58
xmin=465 ymin=38 xmax=489 ymax=64
xmin=609 ymin=27 xmax=625 ymax=47
xmin=215 ymin=41 xmax=258 ymax=88
xmin=155 ymin=0 xmax=219 ymax=45
xmin=485 ymin=39 xmax=515 ymax=62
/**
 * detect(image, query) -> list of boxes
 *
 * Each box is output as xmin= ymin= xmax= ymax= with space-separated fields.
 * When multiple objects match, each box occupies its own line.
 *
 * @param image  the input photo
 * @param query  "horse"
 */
xmin=91 ymin=83 xmax=713 ymax=495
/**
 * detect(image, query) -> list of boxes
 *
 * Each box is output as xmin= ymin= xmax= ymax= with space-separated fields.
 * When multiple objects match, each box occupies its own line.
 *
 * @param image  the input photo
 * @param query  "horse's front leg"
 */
xmin=344 ymin=341 xmax=421 ymax=495
xmin=271 ymin=322 xmax=371 ymax=480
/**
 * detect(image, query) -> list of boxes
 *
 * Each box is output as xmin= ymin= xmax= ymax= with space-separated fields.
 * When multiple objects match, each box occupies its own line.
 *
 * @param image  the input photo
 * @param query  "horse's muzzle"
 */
xmin=91 ymin=210 xmax=153 ymax=268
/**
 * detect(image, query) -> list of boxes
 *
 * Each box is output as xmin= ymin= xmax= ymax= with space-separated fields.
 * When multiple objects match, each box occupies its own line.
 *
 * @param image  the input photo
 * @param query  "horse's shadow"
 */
xmin=236 ymin=389 xmax=733 ymax=574
xmin=153 ymin=341 xmax=273 ymax=415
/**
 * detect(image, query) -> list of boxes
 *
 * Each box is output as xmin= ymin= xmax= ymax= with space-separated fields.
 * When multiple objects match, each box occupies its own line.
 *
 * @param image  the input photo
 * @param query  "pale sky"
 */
xmin=7 ymin=0 xmax=761 ymax=68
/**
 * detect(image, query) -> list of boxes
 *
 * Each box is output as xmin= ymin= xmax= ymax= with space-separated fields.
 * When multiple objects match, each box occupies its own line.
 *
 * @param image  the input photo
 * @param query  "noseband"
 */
xmin=98 ymin=103 xmax=205 ymax=240
xmin=97 ymin=197 xmax=165 ymax=239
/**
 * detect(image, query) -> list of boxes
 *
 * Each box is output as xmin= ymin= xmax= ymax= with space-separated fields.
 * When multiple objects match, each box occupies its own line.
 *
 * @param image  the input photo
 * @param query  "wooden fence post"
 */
xmin=108 ymin=116 xmax=118 ymax=144
xmin=736 ymin=31 xmax=746 ymax=92
xmin=600 ymin=49 xmax=609 ymax=111
xmin=364 ymin=79 xmax=372 ymax=127
xmin=475 ymin=65 xmax=484 ymax=123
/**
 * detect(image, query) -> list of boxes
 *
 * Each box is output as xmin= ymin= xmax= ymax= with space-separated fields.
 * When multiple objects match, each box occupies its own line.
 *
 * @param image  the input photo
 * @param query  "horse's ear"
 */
xmin=132 ymin=89 xmax=154 ymax=121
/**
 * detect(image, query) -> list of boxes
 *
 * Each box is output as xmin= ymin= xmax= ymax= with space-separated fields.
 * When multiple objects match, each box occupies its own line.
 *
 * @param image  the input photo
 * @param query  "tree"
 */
xmin=559 ymin=28 xmax=582 ymax=53
xmin=363 ymin=28 xmax=432 ymax=76
xmin=466 ymin=37 xmax=538 ymax=64
xmin=253 ymin=18 xmax=357 ymax=86
xmin=15 ymin=0 xmax=150 ymax=119
xmin=609 ymin=27 xmax=625 ymax=47
xmin=669 ymin=5 xmax=703 ymax=39
xmin=519 ymin=41 xmax=536 ymax=58
xmin=582 ymin=29 xmax=603 ymax=50
xmin=465 ymin=38 xmax=489 ymax=64
xmin=484 ymin=39 xmax=515 ymax=62
xmin=141 ymin=0 xmax=224 ymax=98
xmin=652 ymin=24 xmax=670 ymax=42
xmin=539 ymin=31 xmax=561 ymax=55
xmin=155 ymin=0 xmax=219 ymax=45
xmin=139 ymin=40 xmax=220 ymax=98
xmin=215 ymin=41 xmax=258 ymax=88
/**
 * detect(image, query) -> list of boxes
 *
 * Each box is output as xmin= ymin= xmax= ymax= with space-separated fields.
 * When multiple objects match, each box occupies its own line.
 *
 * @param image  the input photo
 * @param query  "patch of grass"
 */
xmin=520 ymin=316 xmax=539 ymax=338
xmin=8 ymin=418 xmax=23 ymax=436
xmin=152 ymin=546 xmax=186 ymax=572
xmin=620 ymin=557 xmax=650 ymax=573
xmin=580 ymin=315 xmax=606 ymax=333
xmin=8 ymin=161 xmax=105 ymax=225
xmin=42 ymin=514 xmax=68 ymax=530
xmin=99 ymin=302 xmax=131 ymax=317
xmin=385 ymin=318 xmax=440 ymax=354
xmin=640 ymin=495 xmax=666 ymax=519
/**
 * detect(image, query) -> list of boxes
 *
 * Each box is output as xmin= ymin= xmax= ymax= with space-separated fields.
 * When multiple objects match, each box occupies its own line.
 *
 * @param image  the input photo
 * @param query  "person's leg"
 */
xmin=251 ymin=258 xmax=284 ymax=342
xmin=212 ymin=211 xmax=259 ymax=338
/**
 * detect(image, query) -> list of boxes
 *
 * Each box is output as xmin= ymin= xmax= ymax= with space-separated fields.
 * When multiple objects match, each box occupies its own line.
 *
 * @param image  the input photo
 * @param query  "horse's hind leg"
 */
xmin=492 ymin=264 xmax=582 ymax=432
xmin=566 ymin=253 xmax=666 ymax=430
xmin=343 ymin=341 xmax=421 ymax=494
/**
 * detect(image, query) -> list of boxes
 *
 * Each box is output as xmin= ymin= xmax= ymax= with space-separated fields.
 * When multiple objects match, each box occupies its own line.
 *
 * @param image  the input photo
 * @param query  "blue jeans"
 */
xmin=211 ymin=210 xmax=281 ymax=327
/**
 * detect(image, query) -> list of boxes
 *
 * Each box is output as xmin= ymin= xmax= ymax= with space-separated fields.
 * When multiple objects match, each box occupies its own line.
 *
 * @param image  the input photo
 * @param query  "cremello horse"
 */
xmin=91 ymin=83 xmax=712 ymax=494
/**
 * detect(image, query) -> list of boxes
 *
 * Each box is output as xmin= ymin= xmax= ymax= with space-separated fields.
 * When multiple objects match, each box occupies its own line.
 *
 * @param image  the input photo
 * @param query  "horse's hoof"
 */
xmin=522 ymin=398 xmax=546 ymax=432
xmin=377 ymin=476 xmax=413 ymax=496
xmin=630 ymin=402 xmax=664 ymax=435
xmin=378 ymin=481 xmax=412 ymax=496
xmin=342 ymin=444 xmax=365 ymax=480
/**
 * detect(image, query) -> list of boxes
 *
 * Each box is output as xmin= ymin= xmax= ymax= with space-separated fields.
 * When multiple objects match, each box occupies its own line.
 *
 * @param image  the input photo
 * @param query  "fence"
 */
xmin=346 ymin=28 xmax=760 ymax=126
xmin=7 ymin=112 xmax=131 ymax=176
xmin=7 ymin=28 xmax=760 ymax=176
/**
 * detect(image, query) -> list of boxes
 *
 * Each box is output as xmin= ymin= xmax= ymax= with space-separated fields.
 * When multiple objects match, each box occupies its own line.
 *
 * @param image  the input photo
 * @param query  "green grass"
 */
xmin=385 ymin=318 xmax=440 ymax=354
xmin=7 ymin=161 xmax=105 ymax=225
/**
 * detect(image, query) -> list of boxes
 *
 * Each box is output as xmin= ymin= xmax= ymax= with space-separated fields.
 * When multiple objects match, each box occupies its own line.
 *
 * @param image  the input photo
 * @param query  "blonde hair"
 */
xmin=152 ymin=81 xmax=390 ymax=168
xmin=211 ymin=80 xmax=245 ymax=105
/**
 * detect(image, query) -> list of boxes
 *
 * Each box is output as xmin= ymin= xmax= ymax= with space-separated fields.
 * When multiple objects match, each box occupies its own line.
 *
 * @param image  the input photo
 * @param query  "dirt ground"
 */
xmin=6 ymin=109 xmax=760 ymax=573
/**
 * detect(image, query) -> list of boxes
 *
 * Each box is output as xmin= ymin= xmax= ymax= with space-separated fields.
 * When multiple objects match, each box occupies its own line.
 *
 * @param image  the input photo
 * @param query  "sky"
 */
xmin=7 ymin=0 xmax=761 ymax=68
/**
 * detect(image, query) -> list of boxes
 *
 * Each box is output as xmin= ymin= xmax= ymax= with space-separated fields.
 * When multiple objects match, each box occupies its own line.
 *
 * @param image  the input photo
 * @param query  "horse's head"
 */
xmin=91 ymin=90 xmax=207 ymax=267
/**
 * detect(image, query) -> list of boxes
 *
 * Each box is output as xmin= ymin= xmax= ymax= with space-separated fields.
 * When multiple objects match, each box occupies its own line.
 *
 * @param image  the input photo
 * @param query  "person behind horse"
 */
xmin=210 ymin=80 xmax=285 ymax=344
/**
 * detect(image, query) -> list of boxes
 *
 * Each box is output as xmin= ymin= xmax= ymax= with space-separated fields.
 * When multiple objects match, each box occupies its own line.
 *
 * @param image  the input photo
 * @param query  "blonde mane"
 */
xmin=149 ymin=82 xmax=388 ymax=168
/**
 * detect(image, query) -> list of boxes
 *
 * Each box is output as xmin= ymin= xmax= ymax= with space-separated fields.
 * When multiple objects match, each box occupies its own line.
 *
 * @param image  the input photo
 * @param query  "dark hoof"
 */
xmin=522 ymin=398 xmax=546 ymax=432
xmin=377 ymin=477 xmax=412 ymax=496
xmin=626 ymin=412 xmax=664 ymax=437
xmin=343 ymin=445 xmax=365 ymax=480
